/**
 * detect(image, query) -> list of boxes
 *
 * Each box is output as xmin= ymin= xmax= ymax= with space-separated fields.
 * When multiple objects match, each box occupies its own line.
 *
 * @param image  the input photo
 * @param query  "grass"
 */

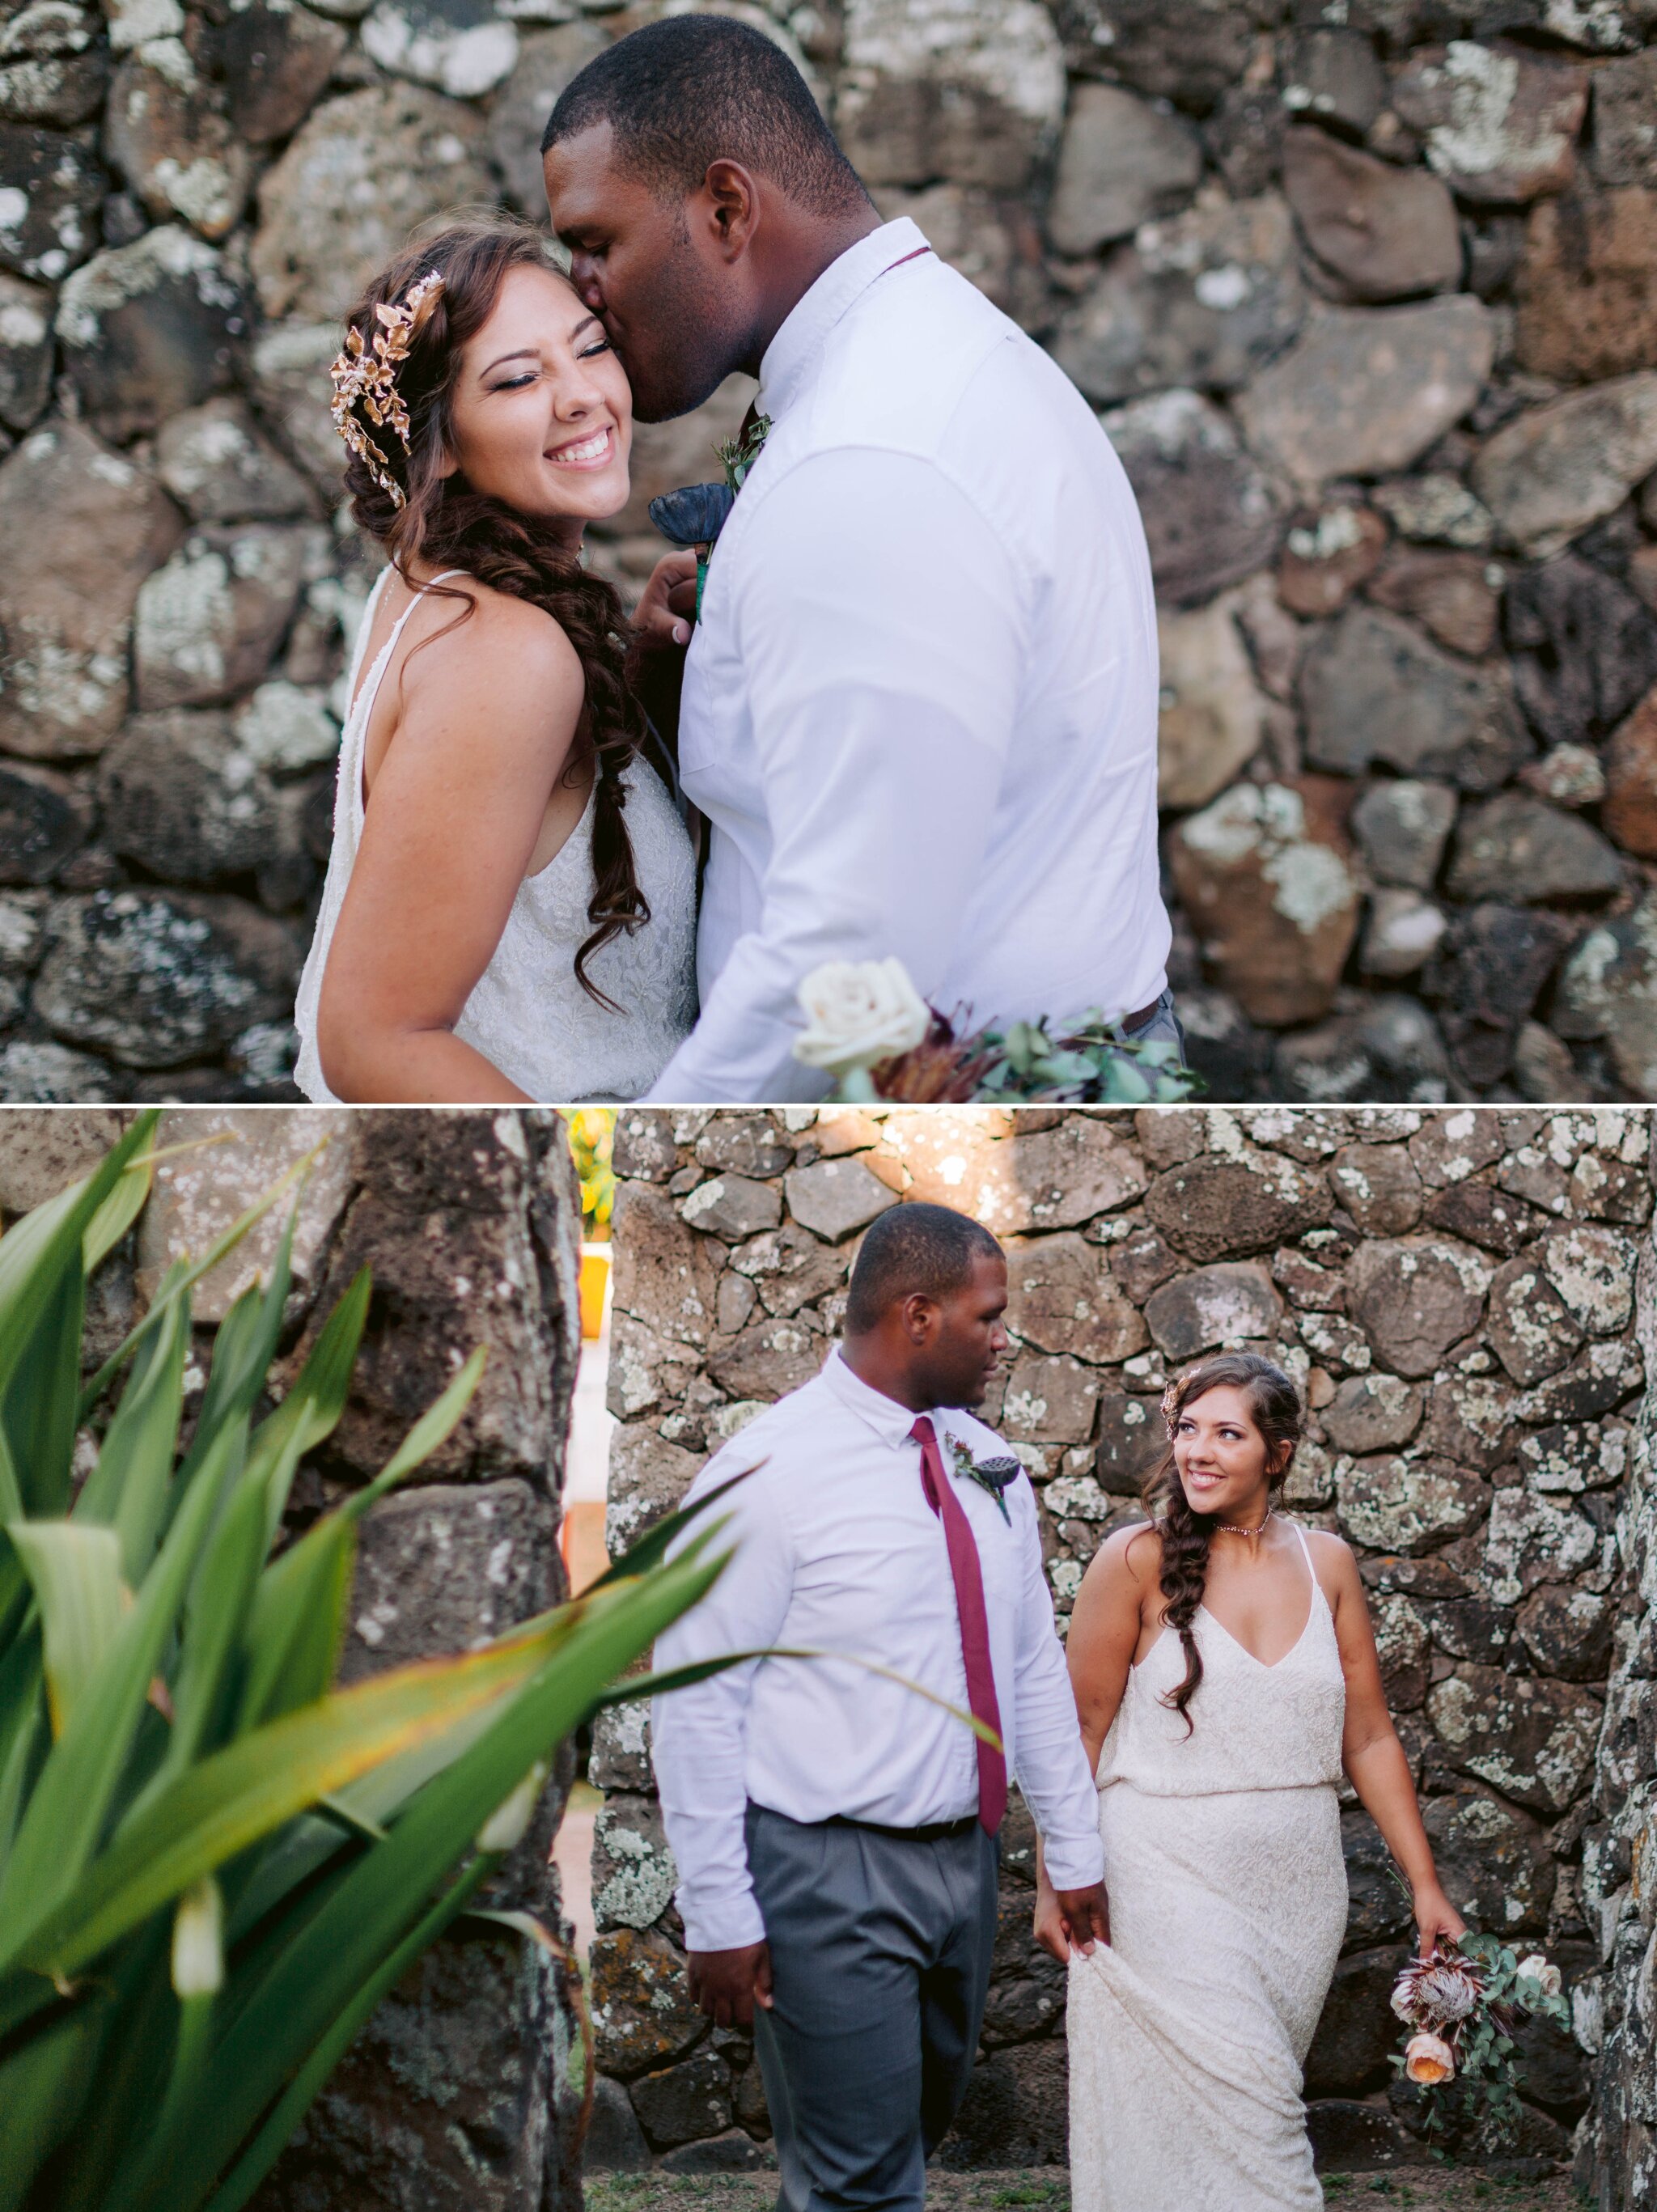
xmin=585 ymin=2169 xmax=1587 ymax=2211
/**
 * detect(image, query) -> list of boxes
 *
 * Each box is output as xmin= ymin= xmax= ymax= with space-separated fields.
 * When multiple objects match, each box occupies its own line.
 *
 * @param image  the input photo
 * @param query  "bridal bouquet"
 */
xmin=1389 ymin=1936 xmax=1570 ymax=2150
xmin=791 ymin=959 xmax=1198 ymax=1104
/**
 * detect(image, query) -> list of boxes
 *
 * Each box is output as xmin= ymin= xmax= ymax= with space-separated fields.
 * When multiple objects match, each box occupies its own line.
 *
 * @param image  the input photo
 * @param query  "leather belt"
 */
xmin=1121 ymin=997 xmax=1163 ymax=1036
xmin=822 ymin=1813 xmax=981 ymax=1844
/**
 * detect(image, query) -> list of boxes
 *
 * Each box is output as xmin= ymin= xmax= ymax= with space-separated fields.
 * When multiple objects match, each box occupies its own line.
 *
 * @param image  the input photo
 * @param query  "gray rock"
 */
xmin=0 ymin=1037 xmax=113 ymax=1098
xmin=133 ymin=526 xmax=310 ymax=710
xmin=233 ymin=679 xmax=338 ymax=775
xmin=1301 ymin=606 xmax=1529 ymax=791
xmin=487 ymin=20 xmax=608 ymax=213
xmin=592 ymin=1794 xmax=676 ymax=1933
xmin=1343 ymin=1235 xmax=1491 ymax=1376
xmin=1100 ymin=388 xmax=1286 ymax=608
xmin=99 ymin=708 xmax=288 ymax=883
xmin=1046 ymin=81 xmax=1201 ymax=256
xmin=1427 ymin=1663 xmax=1601 ymax=1814
xmin=1094 ymin=1388 xmax=1163 ymax=1494
xmin=1322 ymin=1372 xmax=1423 ymax=1454
xmin=1446 ymin=793 xmax=1622 ymax=905
xmin=340 ymin=1477 xmax=557 ymax=1680
xmin=612 ymin=1108 xmax=678 ymax=1184
xmin=1511 ymin=1334 xmax=1643 ymax=1424
xmin=1516 ymin=1586 xmax=1613 ymax=1682
xmin=155 ymin=394 xmax=314 ymax=522
xmin=1429 ymin=901 xmax=1576 ymax=1091
xmin=1237 ymin=297 xmax=1494 ymax=489
xmin=0 ymin=420 xmax=184 ymax=759
xmin=0 ymin=49 xmax=108 ymax=129
xmin=1506 ymin=553 xmax=1657 ymax=750
xmin=659 ymin=2132 xmax=773 ymax=2175
xmin=836 ymin=0 xmax=1066 ymax=193
xmin=1391 ymin=40 xmax=1588 ymax=206
xmin=1350 ymin=780 xmax=1457 ymax=892
xmin=34 ymin=887 xmax=299 ymax=1066
xmin=1281 ymin=25 xmax=1384 ymax=139
xmin=221 ymin=0 xmax=349 ymax=144
xmin=0 ymin=269 xmax=50 ymax=427
xmin=1591 ymin=46 xmax=1657 ymax=187
xmin=1422 ymin=1783 xmax=1554 ymax=1934
xmin=361 ymin=0 xmax=519 ymax=99
xmin=1419 ymin=1371 xmax=1515 ymax=1472
xmin=1486 ymin=1248 xmax=1585 ymax=1385
xmin=682 ymin=1172 xmax=782 ymax=1244
xmin=1485 ymin=1484 xmax=1605 ymax=1605
xmin=1282 ymin=127 xmax=1462 ymax=302
xmin=1552 ymin=891 xmax=1657 ymax=1097
xmin=730 ymin=1223 xmax=845 ymax=1321
xmin=583 ymin=2075 xmax=651 ymax=2174
xmin=1539 ymin=1222 xmax=1636 ymax=1333
xmin=0 ymin=120 xmax=100 ymax=282
xmin=249 ymin=84 xmax=494 ymax=320
xmin=1335 ymin=1452 xmax=1489 ymax=1553
xmin=611 ymin=1181 xmax=719 ymax=1346
xmin=1371 ymin=471 xmax=1494 ymax=549
xmin=1341 ymin=1807 xmax=1413 ymax=1950
xmin=782 ymin=1155 xmax=896 ymax=1242
xmin=693 ymin=1112 xmax=791 ymax=1180
xmin=244 ymin=317 xmax=347 ymax=494
xmin=0 ymin=760 xmax=91 ymax=881
xmin=1052 ymin=189 xmax=1305 ymax=406
xmin=1047 ymin=0 xmax=1252 ymax=115
xmin=1328 ymin=1142 xmax=1423 ymax=1238
xmin=1470 ymin=370 xmax=1657 ymax=557
xmin=1143 ymin=1259 xmax=1282 ymax=1360
xmin=1516 ymin=1417 xmax=1630 ymax=1496
xmin=706 ymin=1313 xmax=821 ymax=1402
xmin=104 ymin=40 xmax=252 ymax=240
xmin=999 ymin=1350 xmax=1102 ymax=1443
xmin=998 ymin=1117 xmax=1147 ymax=1232
xmin=55 ymin=225 xmax=248 ymax=441
xmin=1360 ymin=889 xmax=1447 ymax=980
xmin=1004 ymin=1230 xmax=1147 ymax=1364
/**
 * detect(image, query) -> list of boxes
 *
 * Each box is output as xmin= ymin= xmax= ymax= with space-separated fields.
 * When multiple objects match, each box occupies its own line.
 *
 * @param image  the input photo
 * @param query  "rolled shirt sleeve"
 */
xmin=1007 ymin=1491 xmax=1105 ymax=1889
xmin=651 ymin=1455 xmax=794 ymax=1953
xmin=645 ymin=448 xmax=1024 ymax=1104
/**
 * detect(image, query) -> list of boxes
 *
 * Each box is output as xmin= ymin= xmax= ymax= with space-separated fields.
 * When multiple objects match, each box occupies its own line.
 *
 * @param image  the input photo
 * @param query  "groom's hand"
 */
xmin=634 ymin=550 xmax=699 ymax=651
xmin=1056 ymin=1883 xmax=1111 ymax=1957
xmin=688 ymin=1941 xmax=773 ymax=2028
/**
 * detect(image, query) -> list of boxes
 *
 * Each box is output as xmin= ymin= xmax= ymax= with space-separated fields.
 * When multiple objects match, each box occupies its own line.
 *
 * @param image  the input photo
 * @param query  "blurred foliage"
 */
xmin=569 ymin=1109 xmax=617 ymax=1237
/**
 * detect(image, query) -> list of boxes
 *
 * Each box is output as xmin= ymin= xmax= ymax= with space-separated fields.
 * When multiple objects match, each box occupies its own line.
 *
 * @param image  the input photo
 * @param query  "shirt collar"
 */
xmin=820 ymin=1345 xmax=928 ymax=1449
xmin=756 ymin=217 xmax=930 ymax=426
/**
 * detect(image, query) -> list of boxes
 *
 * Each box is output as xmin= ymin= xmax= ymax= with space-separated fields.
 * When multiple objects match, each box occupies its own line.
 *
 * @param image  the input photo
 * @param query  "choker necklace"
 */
xmin=1214 ymin=1507 xmax=1273 ymax=1538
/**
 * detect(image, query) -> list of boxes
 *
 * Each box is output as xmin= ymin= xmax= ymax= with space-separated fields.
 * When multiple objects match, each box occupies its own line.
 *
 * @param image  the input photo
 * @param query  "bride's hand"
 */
xmin=634 ymin=549 xmax=698 ymax=650
xmin=1032 ymin=1884 xmax=1070 ymax=1965
xmin=1413 ymin=1881 xmax=1466 ymax=1958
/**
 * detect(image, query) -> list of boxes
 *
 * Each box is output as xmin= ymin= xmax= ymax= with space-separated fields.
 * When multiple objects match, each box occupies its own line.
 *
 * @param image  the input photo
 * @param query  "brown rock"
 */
xmin=0 ymin=52 xmax=108 ymax=129
xmin=1445 ymin=792 xmax=1622 ymax=905
xmin=1002 ymin=1350 xmax=1102 ymax=1443
xmin=1046 ymin=80 xmax=1201 ymax=256
xmin=836 ymin=0 xmax=1064 ymax=195
xmin=0 ymin=121 xmax=100 ymax=282
xmin=1155 ymin=593 xmax=1268 ymax=810
xmin=1100 ymin=388 xmax=1287 ymax=609
xmin=104 ymin=41 xmax=252 ymax=239
xmin=1094 ymin=1388 xmax=1163 ymax=1494
xmin=1282 ymin=126 xmax=1461 ymax=303
xmin=0 ymin=269 xmax=51 ymax=429
xmin=876 ymin=1107 xmax=1010 ymax=1214
xmin=611 ymin=1183 xmax=718 ymax=1348
xmin=1108 ymin=1224 xmax=1180 ymax=1303
xmin=1277 ymin=502 xmax=1388 ymax=619
xmin=1422 ymin=1179 xmax=1544 ymax=1257
xmin=1518 ymin=744 xmax=1606 ymax=811
xmin=1422 ymin=1784 xmax=1554 ymax=1934
xmin=1304 ymin=1948 xmax=1404 ymax=2100
xmin=132 ymin=527 xmax=309 ymax=711
xmin=222 ymin=0 xmax=350 ymax=144
xmin=1516 ymin=185 xmax=1657 ymax=383
xmin=1430 ymin=902 xmax=1576 ymax=1090
xmin=1391 ymin=41 xmax=1588 ymax=206
xmin=706 ymin=1314 xmax=821 ymax=1402
xmin=1328 ymin=1142 xmax=1422 ymax=1236
xmin=1486 ymin=1248 xmax=1585 ymax=1385
xmin=1408 ymin=1108 xmax=1505 ymax=1188
xmin=1321 ymin=1372 xmax=1422 ymax=1456
xmin=1470 ymin=369 xmax=1657 ymax=557
xmin=1516 ymin=1586 xmax=1613 ymax=1682
xmin=1591 ymin=45 xmax=1657 ymax=188
xmin=1003 ymin=1230 xmax=1147 ymax=1365
xmin=1237 ymin=296 xmax=1494 ymax=490
xmin=1144 ymin=1146 xmax=1330 ymax=1265
xmin=1603 ymin=680 xmax=1657 ymax=856
xmin=589 ymin=1929 xmax=704 ymax=2079
xmin=56 ymin=226 xmax=248 ymax=441
xmin=1419 ymin=1371 xmax=1515 ymax=1473
xmin=998 ymin=1117 xmax=1148 ymax=1233
xmin=1505 ymin=550 xmax=1657 ymax=749
xmin=1335 ymin=1452 xmax=1489 ymax=1553
xmin=1143 ymin=1257 xmax=1282 ymax=1362
xmin=1343 ymin=1235 xmax=1491 ymax=1377
xmin=1301 ymin=604 xmax=1528 ymax=790
xmin=1167 ymin=778 xmax=1362 ymax=1028
xmin=0 ymin=422 xmax=183 ymax=758
xmin=1366 ymin=547 xmax=1500 ymax=659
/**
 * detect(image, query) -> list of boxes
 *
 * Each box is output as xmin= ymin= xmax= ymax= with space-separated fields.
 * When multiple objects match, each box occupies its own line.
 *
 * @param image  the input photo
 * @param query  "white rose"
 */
xmin=1517 ymin=1953 xmax=1562 ymax=1998
xmin=794 ymin=959 xmax=930 ymax=1078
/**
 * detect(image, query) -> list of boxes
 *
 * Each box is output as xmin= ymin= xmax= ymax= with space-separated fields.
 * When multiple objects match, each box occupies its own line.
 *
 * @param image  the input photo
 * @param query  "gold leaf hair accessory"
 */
xmin=328 ymin=269 xmax=445 ymax=509
xmin=1160 ymin=1375 xmax=1186 ymax=1439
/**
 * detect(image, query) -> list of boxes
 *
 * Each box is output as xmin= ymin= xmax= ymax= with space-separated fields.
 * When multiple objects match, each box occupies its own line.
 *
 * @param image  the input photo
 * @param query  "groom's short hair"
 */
xmin=845 ymin=1204 xmax=1003 ymax=1334
xmin=541 ymin=16 xmax=868 ymax=215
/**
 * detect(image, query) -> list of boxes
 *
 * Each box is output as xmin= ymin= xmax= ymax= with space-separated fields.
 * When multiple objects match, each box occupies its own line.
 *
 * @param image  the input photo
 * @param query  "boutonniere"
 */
xmin=647 ymin=414 xmax=773 ymax=623
xmin=945 ymin=1434 xmax=1023 ymax=1525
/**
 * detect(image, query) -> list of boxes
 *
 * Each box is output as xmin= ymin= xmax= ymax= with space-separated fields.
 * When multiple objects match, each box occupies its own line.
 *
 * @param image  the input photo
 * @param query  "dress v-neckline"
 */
xmin=1197 ymin=1588 xmax=1319 ymax=1672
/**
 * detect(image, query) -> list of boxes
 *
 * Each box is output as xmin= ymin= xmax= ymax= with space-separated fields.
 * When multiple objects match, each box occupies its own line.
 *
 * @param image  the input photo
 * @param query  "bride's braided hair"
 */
xmin=1142 ymin=1353 xmax=1303 ymax=1734
xmin=337 ymin=213 xmax=649 ymax=1006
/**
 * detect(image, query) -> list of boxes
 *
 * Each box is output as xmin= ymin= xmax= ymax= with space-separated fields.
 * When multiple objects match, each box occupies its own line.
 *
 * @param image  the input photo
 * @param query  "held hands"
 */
xmin=1033 ymin=1880 xmax=1111 ymax=1964
xmin=687 ymin=1941 xmax=773 ymax=2028
xmin=1413 ymin=1880 xmax=1468 ymax=1959
xmin=633 ymin=549 xmax=699 ymax=651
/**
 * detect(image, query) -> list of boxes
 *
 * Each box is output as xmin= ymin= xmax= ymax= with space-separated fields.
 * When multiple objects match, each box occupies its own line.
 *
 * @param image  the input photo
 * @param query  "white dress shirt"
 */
xmin=651 ymin=1349 xmax=1105 ymax=1952
xmin=644 ymin=217 xmax=1170 ymax=1104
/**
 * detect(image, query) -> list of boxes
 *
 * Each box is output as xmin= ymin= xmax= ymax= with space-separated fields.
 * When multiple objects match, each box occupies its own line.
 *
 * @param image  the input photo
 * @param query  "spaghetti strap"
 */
xmin=345 ymin=567 xmax=468 ymax=724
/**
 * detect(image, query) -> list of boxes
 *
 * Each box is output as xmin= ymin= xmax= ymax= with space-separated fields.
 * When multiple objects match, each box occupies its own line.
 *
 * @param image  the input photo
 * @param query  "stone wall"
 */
xmin=0 ymin=1105 xmax=589 ymax=2212
xmin=4 ymin=0 xmax=1657 ymax=1101
xmin=591 ymin=1101 xmax=1651 ymax=2176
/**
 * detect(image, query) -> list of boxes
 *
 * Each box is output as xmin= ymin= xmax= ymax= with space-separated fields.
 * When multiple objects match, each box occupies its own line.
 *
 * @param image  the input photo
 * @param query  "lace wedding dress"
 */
xmin=1068 ymin=1521 xmax=1348 ymax=2212
xmin=295 ymin=569 xmax=697 ymax=1103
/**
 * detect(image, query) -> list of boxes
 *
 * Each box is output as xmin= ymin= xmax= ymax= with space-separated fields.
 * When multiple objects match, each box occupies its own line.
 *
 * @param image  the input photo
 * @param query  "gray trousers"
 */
xmin=1122 ymin=987 xmax=1186 ymax=1060
xmin=745 ymin=1803 xmax=998 ymax=2212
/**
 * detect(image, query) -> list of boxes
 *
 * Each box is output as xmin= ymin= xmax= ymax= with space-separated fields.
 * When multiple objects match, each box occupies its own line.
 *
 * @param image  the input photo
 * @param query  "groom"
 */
xmin=543 ymin=17 xmax=1174 ymax=1104
xmin=649 ymin=1203 xmax=1107 ymax=2210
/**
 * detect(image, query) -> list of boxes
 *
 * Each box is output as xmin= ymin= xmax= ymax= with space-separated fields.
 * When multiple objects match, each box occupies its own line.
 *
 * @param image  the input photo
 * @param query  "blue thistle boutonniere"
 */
xmin=646 ymin=414 xmax=773 ymax=623
xmin=946 ymin=1434 xmax=1023 ymax=1525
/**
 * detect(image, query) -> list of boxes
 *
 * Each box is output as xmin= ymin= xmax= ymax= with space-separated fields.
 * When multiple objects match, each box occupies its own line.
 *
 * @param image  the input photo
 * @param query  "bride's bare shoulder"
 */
xmin=1081 ymin=1519 xmax=1161 ymax=1591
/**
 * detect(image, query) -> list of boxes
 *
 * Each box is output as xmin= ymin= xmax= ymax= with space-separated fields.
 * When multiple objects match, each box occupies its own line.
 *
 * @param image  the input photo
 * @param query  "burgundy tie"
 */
xmin=910 ymin=1415 xmax=1008 ymax=1836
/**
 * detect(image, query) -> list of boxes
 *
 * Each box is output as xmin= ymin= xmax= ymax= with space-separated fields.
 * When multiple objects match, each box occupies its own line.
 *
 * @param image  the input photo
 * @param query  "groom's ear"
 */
xmin=699 ymin=158 xmax=761 ymax=260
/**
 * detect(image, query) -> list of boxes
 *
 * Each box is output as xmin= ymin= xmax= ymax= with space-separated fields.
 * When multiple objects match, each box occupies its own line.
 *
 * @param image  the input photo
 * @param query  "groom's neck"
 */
xmin=737 ymin=204 xmax=883 ymax=378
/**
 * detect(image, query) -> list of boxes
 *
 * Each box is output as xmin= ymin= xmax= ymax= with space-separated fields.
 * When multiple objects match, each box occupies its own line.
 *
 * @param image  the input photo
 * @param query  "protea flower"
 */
xmin=1392 ymin=1945 xmax=1485 ymax=2028
xmin=1404 ymin=2031 xmax=1456 ymax=2084
xmin=649 ymin=482 xmax=735 ymax=550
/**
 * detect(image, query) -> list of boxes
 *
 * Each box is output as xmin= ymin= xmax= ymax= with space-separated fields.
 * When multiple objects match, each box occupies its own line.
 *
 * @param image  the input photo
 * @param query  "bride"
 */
xmin=294 ymin=214 xmax=697 ymax=1104
xmin=1037 ymin=1353 xmax=1466 ymax=2211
